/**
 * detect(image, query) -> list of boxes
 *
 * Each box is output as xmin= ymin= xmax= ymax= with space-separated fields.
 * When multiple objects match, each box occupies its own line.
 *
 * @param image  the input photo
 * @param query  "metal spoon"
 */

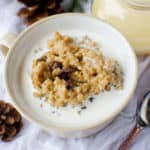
xmin=119 ymin=91 xmax=150 ymax=150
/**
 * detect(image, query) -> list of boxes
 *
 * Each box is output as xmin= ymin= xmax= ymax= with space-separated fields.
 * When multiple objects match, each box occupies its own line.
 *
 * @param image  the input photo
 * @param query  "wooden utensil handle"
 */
xmin=118 ymin=126 xmax=141 ymax=150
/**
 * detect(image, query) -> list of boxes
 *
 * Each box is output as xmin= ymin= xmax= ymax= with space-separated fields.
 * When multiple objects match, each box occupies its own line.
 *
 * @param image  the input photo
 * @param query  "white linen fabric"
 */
xmin=0 ymin=0 xmax=150 ymax=150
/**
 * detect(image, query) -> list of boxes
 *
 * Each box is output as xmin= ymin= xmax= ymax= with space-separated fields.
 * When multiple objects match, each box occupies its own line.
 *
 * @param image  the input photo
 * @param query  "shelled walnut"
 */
xmin=0 ymin=100 xmax=23 ymax=142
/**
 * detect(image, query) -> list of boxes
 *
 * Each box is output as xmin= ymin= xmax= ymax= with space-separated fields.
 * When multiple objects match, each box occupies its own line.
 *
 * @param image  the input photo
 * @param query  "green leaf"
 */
xmin=68 ymin=0 xmax=91 ymax=12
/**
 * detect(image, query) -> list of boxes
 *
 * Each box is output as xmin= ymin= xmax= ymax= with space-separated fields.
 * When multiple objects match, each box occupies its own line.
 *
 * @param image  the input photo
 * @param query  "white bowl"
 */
xmin=3 ymin=13 xmax=137 ymax=138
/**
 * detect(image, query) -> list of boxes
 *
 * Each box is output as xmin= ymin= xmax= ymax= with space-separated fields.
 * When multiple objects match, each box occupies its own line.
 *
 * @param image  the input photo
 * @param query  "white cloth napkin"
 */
xmin=0 ymin=0 xmax=150 ymax=150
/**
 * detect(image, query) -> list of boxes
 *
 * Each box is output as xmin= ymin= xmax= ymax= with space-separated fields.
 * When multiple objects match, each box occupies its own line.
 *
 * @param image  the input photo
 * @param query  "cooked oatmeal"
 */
xmin=31 ymin=32 xmax=123 ymax=107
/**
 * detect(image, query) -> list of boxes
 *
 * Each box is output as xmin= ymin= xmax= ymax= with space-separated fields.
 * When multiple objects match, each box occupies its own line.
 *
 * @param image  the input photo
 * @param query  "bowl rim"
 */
xmin=5 ymin=13 xmax=138 ymax=132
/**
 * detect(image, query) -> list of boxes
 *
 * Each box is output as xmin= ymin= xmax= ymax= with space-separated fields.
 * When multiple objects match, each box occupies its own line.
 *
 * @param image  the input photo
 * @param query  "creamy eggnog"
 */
xmin=92 ymin=0 xmax=150 ymax=55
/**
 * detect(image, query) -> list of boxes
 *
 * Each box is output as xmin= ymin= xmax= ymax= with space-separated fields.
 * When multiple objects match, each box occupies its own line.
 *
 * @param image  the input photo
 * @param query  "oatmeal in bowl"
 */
xmin=31 ymin=32 xmax=123 ymax=107
xmin=4 ymin=14 xmax=137 ymax=138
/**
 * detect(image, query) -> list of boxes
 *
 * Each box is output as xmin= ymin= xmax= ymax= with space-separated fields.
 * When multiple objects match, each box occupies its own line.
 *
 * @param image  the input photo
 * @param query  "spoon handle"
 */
xmin=118 ymin=126 xmax=142 ymax=150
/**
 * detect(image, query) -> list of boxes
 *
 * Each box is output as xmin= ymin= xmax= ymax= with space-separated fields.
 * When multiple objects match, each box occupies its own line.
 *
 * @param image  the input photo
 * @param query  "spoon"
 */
xmin=119 ymin=91 xmax=150 ymax=150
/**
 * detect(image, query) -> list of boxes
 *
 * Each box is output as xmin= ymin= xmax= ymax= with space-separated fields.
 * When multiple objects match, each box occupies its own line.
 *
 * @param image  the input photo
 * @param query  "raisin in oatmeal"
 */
xmin=31 ymin=32 xmax=123 ymax=107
